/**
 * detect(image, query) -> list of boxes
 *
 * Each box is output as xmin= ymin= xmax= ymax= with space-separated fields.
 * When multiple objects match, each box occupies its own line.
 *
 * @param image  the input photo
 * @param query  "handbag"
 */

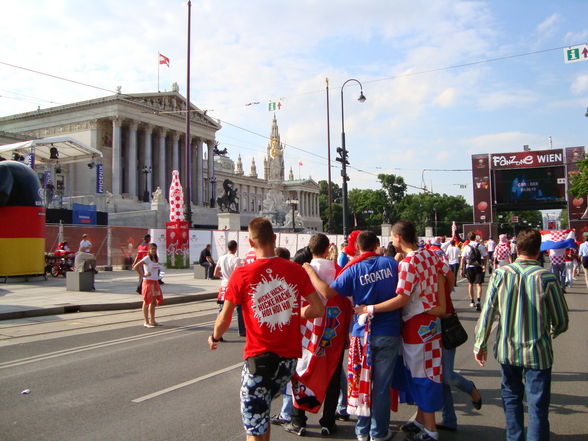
xmin=246 ymin=352 xmax=281 ymax=377
xmin=441 ymin=313 xmax=468 ymax=349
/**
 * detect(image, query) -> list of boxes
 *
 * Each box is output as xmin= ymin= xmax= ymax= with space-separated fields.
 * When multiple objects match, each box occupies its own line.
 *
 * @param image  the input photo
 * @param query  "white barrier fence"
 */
xmin=149 ymin=229 xmax=388 ymax=263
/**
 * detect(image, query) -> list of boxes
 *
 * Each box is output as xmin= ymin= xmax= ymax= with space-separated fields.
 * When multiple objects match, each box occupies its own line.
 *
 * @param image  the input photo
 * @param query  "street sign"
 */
xmin=564 ymin=44 xmax=588 ymax=64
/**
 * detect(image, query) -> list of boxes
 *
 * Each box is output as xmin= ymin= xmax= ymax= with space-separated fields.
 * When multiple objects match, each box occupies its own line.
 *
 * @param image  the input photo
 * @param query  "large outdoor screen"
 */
xmin=493 ymin=166 xmax=566 ymax=210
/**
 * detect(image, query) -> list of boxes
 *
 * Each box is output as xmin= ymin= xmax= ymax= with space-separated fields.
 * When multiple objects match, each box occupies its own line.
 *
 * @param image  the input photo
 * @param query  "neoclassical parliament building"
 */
xmin=0 ymin=90 xmax=322 ymax=230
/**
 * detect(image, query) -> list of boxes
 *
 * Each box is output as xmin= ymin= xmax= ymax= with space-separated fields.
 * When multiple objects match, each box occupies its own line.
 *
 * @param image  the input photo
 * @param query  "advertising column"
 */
xmin=566 ymin=146 xmax=588 ymax=236
xmin=471 ymin=154 xmax=492 ymax=223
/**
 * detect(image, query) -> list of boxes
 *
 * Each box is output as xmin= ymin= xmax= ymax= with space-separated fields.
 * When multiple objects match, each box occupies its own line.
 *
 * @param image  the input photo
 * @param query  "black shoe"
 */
xmin=475 ymin=302 xmax=481 ymax=311
xmin=320 ymin=424 xmax=337 ymax=436
xmin=334 ymin=412 xmax=350 ymax=421
xmin=270 ymin=414 xmax=289 ymax=426
xmin=471 ymin=384 xmax=482 ymax=410
xmin=283 ymin=422 xmax=306 ymax=436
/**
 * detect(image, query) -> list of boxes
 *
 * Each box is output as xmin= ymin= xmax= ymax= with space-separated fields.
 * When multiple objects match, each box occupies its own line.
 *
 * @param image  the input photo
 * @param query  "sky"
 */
xmin=1 ymin=0 xmax=587 ymax=205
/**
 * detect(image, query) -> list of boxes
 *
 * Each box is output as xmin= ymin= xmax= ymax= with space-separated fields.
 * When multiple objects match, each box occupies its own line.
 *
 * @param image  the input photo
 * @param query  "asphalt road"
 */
xmin=0 ymin=281 xmax=587 ymax=441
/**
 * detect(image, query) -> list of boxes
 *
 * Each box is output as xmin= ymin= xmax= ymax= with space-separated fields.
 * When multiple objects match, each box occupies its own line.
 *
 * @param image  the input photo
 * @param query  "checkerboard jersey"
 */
xmin=397 ymin=248 xmax=450 ymax=321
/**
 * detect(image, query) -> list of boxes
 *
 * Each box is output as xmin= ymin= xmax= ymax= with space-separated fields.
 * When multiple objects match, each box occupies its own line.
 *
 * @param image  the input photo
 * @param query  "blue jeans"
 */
xmin=441 ymin=347 xmax=474 ymax=428
xmin=550 ymin=263 xmax=566 ymax=289
xmin=279 ymin=391 xmax=293 ymax=421
xmin=356 ymin=335 xmax=401 ymax=440
xmin=500 ymin=364 xmax=551 ymax=441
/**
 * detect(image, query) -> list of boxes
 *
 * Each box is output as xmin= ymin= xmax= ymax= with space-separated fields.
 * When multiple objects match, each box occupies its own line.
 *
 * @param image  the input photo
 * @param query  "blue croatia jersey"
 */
xmin=331 ymin=256 xmax=401 ymax=337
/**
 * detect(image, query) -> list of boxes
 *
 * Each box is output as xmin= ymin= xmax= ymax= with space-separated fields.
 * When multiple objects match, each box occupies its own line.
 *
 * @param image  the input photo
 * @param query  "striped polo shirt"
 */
xmin=474 ymin=258 xmax=569 ymax=370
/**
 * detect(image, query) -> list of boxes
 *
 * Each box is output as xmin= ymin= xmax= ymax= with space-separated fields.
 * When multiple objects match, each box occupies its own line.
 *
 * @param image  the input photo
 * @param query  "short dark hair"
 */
xmin=357 ymin=231 xmax=379 ymax=252
xmin=248 ymin=217 xmax=274 ymax=246
xmin=516 ymin=228 xmax=541 ymax=257
xmin=308 ymin=233 xmax=330 ymax=256
xmin=467 ymin=231 xmax=477 ymax=241
xmin=385 ymin=242 xmax=396 ymax=257
xmin=144 ymin=234 xmax=151 ymax=241
xmin=227 ymin=240 xmax=238 ymax=252
xmin=275 ymin=247 xmax=291 ymax=260
xmin=392 ymin=219 xmax=418 ymax=244
xmin=293 ymin=247 xmax=312 ymax=265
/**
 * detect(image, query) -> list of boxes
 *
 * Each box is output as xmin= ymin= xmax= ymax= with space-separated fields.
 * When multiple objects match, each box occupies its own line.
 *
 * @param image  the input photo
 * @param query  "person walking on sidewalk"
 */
xmin=133 ymin=243 xmax=164 ymax=328
xmin=474 ymin=228 xmax=568 ymax=441
xmin=214 ymin=240 xmax=243 ymax=337
xmin=133 ymin=234 xmax=151 ymax=294
xmin=208 ymin=217 xmax=325 ymax=441
xmin=460 ymin=231 xmax=488 ymax=311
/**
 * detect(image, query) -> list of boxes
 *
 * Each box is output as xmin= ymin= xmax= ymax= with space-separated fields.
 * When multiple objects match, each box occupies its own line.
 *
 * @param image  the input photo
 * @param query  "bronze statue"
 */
xmin=217 ymin=179 xmax=239 ymax=213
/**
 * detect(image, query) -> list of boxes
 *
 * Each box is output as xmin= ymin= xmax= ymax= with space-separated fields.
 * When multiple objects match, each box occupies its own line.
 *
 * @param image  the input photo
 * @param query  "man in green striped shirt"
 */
xmin=473 ymin=228 xmax=568 ymax=441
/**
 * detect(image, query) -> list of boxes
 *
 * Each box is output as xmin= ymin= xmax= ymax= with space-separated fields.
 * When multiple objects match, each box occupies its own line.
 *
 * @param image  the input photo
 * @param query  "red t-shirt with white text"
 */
xmin=225 ymin=256 xmax=315 ymax=359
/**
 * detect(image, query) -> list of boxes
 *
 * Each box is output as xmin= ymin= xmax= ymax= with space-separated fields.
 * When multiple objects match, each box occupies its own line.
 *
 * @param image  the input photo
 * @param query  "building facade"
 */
xmin=0 ymin=92 xmax=322 ymax=230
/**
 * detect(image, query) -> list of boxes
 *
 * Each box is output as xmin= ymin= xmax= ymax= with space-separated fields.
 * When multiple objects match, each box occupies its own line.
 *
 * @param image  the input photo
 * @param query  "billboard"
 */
xmin=493 ymin=166 xmax=566 ymax=210
xmin=471 ymin=154 xmax=492 ymax=223
xmin=566 ymin=147 xmax=587 ymax=220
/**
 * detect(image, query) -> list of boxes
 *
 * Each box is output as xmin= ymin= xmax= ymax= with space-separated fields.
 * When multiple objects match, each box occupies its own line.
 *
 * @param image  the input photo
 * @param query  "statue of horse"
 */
xmin=216 ymin=179 xmax=239 ymax=213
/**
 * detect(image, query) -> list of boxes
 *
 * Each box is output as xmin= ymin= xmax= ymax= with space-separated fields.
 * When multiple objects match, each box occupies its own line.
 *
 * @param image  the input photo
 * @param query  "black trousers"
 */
xmin=291 ymin=352 xmax=344 ymax=429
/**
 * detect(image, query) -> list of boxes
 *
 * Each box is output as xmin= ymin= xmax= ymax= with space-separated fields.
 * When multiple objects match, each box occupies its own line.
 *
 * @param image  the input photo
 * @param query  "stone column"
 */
xmin=172 ymin=132 xmax=180 ymax=172
xmin=127 ymin=121 xmax=138 ymax=198
xmin=112 ymin=117 xmax=122 ymax=194
xmin=143 ymin=124 xmax=153 ymax=201
xmin=88 ymin=119 xmax=99 ymax=195
xmin=207 ymin=140 xmax=214 ymax=207
xmin=158 ymin=129 xmax=167 ymax=197
xmin=195 ymin=138 xmax=203 ymax=205
xmin=297 ymin=190 xmax=302 ymax=215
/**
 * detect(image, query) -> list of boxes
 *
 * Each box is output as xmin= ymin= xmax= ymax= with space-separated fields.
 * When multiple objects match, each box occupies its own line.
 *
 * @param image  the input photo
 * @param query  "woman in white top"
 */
xmin=132 ymin=243 xmax=163 ymax=327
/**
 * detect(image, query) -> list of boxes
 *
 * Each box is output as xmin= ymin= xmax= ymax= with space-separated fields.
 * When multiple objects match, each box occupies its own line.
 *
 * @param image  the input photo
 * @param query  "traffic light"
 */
xmin=336 ymin=147 xmax=349 ymax=165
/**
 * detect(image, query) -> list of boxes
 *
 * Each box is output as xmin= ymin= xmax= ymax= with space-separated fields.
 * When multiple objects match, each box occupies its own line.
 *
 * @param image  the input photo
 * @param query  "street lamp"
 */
xmin=209 ymin=175 xmax=217 ymax=207
xmin=339 ymin=78 xmax=366 ymax=238
xmin=142 ymin=166 xmax=152 ymax=202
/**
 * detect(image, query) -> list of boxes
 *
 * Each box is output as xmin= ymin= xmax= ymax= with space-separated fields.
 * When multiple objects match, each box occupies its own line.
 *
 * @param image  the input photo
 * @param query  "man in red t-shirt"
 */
xmin=133 ymin=234 xmax=150 ymax=294
xmin=208 ymin=218 xmax=325 ymax=441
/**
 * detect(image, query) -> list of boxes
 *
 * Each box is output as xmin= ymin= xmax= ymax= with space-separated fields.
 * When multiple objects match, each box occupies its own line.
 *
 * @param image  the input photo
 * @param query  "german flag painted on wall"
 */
xmin=0 ymin=206 xmax=46 ymax=276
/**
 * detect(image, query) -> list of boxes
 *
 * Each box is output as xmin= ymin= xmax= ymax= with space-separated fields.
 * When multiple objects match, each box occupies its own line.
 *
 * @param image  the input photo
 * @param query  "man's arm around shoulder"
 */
xmin=301 ymin=292 xmax=326 ymax=320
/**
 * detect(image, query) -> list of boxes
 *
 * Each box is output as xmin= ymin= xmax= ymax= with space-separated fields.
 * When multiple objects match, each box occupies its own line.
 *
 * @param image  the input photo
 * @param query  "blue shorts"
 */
xmin=240 ymin=357 xmax=297 ymax=436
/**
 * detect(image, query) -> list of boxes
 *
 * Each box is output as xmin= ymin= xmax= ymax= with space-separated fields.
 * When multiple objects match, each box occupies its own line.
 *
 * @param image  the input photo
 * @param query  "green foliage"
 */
xmin=569 ymin=155 xmax=588 ymax=198
xmin=396 ymin=193 xmax=472 ymax=236
xmin=494 ymin=210 xmax=543 ymax=233
xmin=377 ymin=174 xmax=407 ymax=222
xmin=348 ymin=188 xmax=388 ymax=232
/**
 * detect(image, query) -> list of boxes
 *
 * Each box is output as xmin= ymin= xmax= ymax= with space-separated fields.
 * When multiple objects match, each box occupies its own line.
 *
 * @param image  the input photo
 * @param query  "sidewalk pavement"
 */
xmin=0 ymin=268 xmax=220 ymax=321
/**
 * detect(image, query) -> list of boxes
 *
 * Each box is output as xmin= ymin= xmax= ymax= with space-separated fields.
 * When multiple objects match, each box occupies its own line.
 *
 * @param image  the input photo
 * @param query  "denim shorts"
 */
xmin=240 ymin=357 xmax=297 ymax=436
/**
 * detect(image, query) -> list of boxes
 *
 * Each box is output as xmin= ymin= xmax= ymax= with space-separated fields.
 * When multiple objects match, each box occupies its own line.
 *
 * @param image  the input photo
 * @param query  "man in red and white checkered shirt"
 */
xmin=493 ymin=234 xmax=512 ymax=268
xmin=549 ymin=248 xmax=567 ymax=290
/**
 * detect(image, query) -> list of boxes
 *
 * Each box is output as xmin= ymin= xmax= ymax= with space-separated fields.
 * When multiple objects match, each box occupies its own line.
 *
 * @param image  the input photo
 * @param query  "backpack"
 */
xmin=466 ymin=243 xmax=482 ymax=266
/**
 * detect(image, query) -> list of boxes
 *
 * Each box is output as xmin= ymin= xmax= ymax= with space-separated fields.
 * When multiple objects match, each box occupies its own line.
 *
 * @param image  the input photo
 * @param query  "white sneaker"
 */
xmin=357 ymin=435 xmax=369 ymax=441
xmin=372 ymin=431 xmax=394 ymax=441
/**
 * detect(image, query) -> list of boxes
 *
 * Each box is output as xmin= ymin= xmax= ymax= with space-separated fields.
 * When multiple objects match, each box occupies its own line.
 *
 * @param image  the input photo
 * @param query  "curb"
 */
xmin=0 ymin=292 xmax=217 ymax=321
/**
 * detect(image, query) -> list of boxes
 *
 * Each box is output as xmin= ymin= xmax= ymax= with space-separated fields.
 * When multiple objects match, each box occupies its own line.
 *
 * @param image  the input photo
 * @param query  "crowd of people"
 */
xmin=124 ymin=218 xmax=572 ymax=441
xmin=200 ymin=218 xmax=569 ymax=441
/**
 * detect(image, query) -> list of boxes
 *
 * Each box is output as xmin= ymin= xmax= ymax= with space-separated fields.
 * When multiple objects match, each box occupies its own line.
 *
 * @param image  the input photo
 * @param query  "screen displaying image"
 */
xmin=493 ymin=166 xmax=566 ymax=205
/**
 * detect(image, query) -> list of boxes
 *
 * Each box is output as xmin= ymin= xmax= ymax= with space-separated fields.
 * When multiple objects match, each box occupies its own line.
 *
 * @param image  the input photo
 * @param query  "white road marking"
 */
xmin=131 ymin=362 xmax=243 ymax=403
xmin=0 ymin=320 xmax=216 ymax=370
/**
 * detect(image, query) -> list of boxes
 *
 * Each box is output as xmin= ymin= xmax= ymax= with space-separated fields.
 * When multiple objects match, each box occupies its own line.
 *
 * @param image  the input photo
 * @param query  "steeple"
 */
xmin=270 ymin=113 xmax=280 ymax=141
xmin=250 ymin=157 xmax=258 ymax=178
xmin=235 ymin=154 xmax=244 ymax=175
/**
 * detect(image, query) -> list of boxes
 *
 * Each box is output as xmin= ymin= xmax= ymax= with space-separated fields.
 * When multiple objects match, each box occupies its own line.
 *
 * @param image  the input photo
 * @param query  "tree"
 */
xmin=348 ymin=188 xmax=388 ymax=233
xmin=396 ymin=193 xmax=472 ymax=236
xmin=318 ymin=180 xmax=342 ymax=232
xmin=495 ymin=210 xmax=543 ymax=234
xmin=569 ymin=155 xmax=588 ymax=198
xmin=377 ymin=174 xmax=407 ymax=222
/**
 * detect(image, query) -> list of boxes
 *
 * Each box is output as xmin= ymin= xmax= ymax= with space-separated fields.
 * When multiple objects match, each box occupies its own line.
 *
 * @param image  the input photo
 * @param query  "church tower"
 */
xmin=265 ymin=114 xmax=285 ymax=182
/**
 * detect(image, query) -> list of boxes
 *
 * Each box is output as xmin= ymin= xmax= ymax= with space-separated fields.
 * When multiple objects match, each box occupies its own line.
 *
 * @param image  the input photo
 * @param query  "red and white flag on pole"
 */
xmin=159 ymin=53 xmax=170 ymax=67
xmin=298 ymin=161 xmax=303 ymax=166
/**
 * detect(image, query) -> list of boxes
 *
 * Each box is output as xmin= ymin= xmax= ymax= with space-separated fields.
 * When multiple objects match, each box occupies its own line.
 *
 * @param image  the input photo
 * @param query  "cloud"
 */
xmin=463 ymin=131 xmax=549 ymax=154
xmin=477 ymin=90 xmax=538 ymax=111
xmin=535 ymin=13 xmax=561 ymax=42
xmin=571 ymin=74 xmax=588 ymax=95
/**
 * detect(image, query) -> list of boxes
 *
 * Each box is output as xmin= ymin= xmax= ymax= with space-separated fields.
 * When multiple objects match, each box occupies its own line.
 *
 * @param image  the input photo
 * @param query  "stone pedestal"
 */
xmin=381 ymin=223 xmax=392 ymax=238
xmin=425 ymin=226 xmax=434 ymax=238
xmin=218 ymin=212 xmax=241 ymax=231
xmin=66 ymin=271 xmax=94 ymax=291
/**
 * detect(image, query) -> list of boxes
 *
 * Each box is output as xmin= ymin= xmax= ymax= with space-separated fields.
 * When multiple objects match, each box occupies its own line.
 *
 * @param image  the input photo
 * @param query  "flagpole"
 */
xmin=326 ymin=77 xmax=333 ymax=233
xmin=184 ymin=0 xmax=193 ymax=226
xmin=157 ymin=53 xmax=160 ymax=92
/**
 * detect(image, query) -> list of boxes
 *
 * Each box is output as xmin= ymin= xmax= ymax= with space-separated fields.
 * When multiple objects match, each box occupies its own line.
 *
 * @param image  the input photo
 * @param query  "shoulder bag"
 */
xmin=441 ymin=312 xmax=468 ymax=349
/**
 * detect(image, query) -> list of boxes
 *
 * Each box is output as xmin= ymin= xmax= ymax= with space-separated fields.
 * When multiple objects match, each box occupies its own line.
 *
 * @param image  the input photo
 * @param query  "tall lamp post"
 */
xmin=286 ymin=199 xmax=299 ymax=232
xmin=339 ymin=79 xmax=366 ymax=238
xmin=142 ymin=166 xmax=152 ymax=202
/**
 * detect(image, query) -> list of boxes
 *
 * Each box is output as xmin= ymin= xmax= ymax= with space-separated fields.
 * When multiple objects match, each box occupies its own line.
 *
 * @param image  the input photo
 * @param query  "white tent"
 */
xmin=0 ymin=136 xmax=103 ymax=165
